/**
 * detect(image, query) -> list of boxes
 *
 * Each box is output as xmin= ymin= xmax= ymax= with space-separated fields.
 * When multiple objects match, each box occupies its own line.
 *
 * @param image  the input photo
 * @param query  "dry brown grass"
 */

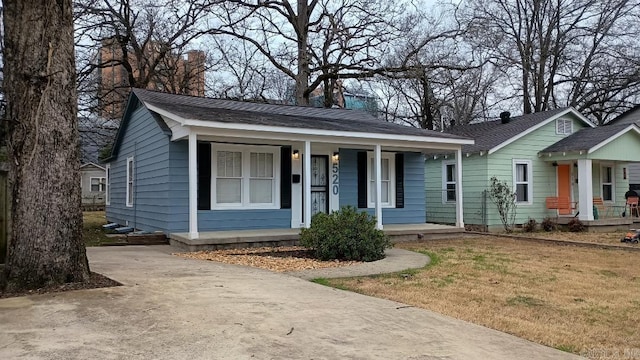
xmin=520 ymin=230 xmax=639 ymax=247
xmin=326 ymin=237 xmax=640 ymax=359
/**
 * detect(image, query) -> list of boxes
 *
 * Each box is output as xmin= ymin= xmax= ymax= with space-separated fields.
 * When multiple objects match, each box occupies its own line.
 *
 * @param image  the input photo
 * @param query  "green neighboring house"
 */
xmin=426 ymin=108 xmax=640 ymax=230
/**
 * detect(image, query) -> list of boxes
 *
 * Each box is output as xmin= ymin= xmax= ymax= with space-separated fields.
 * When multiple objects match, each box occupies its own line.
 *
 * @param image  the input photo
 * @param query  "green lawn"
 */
xmin=83 ymin=211 xmax=122 ymax=246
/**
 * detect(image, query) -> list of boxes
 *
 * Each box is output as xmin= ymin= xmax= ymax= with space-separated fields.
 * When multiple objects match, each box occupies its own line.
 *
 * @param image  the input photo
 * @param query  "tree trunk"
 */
xmin=2 ymin=0 xmax=90 ymax=291
xmin=295 ymin=0 xmax=311 ymax=106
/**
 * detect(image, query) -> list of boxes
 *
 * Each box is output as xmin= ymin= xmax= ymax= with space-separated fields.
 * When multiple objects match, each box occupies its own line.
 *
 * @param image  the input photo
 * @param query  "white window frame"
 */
xmin=90 ymin=177 xmax=106 ymax=193
xmin=601 ymin=164 xmax=615 ymax=203
xmin=211 ymin=144 xmax=280 ymax=210
xmin=556 ymin=118 xmax=573 ymax=135
xmin=105 ymin=164 xmax=111 ymax=205
xmin=442 ymin=160 xmax=457 ymax=204
xmin=513 ymin=159 xmax=532 ymax=205
xmin=367 ymin=152 xmax=395 ymax=208
xmin=126 ymin=157 xmax=134 ymax=207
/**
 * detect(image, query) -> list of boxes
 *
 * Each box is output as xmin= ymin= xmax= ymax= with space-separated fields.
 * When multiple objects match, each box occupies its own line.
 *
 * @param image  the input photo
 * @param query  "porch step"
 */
xmin=126 ymin=233 xmax=169 ymax=245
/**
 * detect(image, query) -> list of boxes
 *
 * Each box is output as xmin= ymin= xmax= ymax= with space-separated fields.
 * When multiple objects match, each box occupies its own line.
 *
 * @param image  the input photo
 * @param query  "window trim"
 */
xmin=601 ymin=164 xmax=615 ymax=203
xmin=210 ymin=144 xmax=281 ymax=210
xmin=89 ymin=177 xmax=106 ymax=193
xmin=105 ymin=164 xmax=110 ymax=205
xmin=442 ymin=160 xmax=457 ymax=204
xmin=367 ymin=152 xmax=395 ymax=208
xmin=513 ymin=159 xmax=532 ymax=205
xmin=556 ymin=118 xmax=573 ymax=135
xmin=126 ymin=157 xmax=134 ymax=207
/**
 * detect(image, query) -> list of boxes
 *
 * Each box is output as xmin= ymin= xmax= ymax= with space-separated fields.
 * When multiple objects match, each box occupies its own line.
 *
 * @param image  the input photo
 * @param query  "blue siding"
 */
xmin=339 ymin=149 xmax=426 ymax=224
xmin=105 ymin=107 xmax=171 ymax=232
xmin=165 ymin=140 xmax=292 ymax=232
xmin=197 ymin=209 xmax=291 ymax=231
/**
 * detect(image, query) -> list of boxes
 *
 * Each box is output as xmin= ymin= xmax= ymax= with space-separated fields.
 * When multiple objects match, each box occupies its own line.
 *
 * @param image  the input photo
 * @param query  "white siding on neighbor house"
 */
xmin=81 ymin=164 xmax=106 ymax=205
xmin=629 ymin=162 xmax=640 ymax=186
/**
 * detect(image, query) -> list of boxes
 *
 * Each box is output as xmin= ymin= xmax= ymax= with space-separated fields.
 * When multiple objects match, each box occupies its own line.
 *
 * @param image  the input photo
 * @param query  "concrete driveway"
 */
xmin=0 ymin=246 xmax=583 ymax=360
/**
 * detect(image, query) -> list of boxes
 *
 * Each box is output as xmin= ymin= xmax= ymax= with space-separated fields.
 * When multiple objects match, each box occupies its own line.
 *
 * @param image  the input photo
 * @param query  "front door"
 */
xmin=310 ymin=155 xmax=329 ymax=216
xmin=557 ymin=164 xmax=572 ymax=215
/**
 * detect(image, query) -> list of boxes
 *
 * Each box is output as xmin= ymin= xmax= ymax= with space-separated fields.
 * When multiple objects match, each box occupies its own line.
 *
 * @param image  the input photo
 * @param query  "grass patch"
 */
xmin=597 ymin=269 xmax=618 ymax=278
xmin=555 ymin=344 xmax=579 ymax=353
xmin=325 ymin=236 xmax=640 ymax=357
xmin=506 ymin=295 xmax=544 ymax=307
xmin=311 ymin=277 xmax=350 ymax=291
xmin=83 ymin=211 xmax=121 ymax=247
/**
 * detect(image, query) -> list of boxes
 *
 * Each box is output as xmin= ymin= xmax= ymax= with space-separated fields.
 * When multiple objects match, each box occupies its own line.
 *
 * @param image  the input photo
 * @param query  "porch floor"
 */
xmin=169 ymin=223 xmax=464 ymax=251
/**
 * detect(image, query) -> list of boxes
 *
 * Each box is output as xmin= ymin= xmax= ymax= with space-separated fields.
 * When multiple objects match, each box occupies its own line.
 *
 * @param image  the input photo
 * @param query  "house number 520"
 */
xmin=332 ymin=162 xmax=339 ymax=195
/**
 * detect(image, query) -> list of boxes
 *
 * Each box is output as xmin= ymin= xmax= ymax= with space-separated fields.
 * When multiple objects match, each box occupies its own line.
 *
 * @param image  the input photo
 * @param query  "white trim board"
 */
xmin=489 ymin=108 xmax=595 ymax=155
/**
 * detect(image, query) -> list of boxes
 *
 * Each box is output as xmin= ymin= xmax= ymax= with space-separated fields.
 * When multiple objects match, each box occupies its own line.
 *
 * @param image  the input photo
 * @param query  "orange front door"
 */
xmin=557 ymin=165 xmax=572 ymax=215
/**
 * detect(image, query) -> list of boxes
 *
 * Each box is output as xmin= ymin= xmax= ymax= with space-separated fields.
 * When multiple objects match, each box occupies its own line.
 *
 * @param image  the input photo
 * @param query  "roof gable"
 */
xmin=540 ymin=123 xmax=640 ymax=155
xmin=446 ymin=108 xmax=594 ymax=154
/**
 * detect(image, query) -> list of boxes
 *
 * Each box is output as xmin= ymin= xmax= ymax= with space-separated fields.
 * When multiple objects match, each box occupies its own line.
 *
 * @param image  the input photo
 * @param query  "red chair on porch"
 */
xmin=627 ymin=196 xmax=639 ymax=217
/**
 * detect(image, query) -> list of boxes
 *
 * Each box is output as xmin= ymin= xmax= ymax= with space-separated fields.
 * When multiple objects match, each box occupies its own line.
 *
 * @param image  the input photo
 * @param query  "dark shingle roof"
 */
xmin=132 ymin=88 xmax=468 ymax=140
xmin=606 ymin=105 xmax=640 ymax=126
xmin=446 ymin=108 xmax=572 ymax=153
xmin=541 ymin=123 xmax=637 ymax=153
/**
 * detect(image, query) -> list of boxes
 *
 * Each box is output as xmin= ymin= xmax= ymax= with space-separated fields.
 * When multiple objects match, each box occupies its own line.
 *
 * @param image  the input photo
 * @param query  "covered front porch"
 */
xmin=169 ymin=223 xmax=465 ymax=251
xmin=540 ymin=122 xmax=640 ymax=222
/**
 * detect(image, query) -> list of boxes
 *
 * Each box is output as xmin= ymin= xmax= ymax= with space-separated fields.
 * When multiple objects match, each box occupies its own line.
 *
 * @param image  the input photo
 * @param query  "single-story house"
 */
xmin=80 ymin=162 xmax=106 ymax=205
xmin=426 ymin=108 xmax=640 ymax=230
xmin=605 ymin=105 xmax=640 ymax=191
xmin=103 ymin=89 xmax=473 ymax=239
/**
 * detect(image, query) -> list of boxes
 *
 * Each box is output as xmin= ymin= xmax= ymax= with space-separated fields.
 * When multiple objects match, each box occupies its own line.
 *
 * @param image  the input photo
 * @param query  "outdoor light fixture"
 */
xmin=332 ymin=152 xmax=339 ymax=162
xmin=292 ymin=150 xmax=300 ymax=160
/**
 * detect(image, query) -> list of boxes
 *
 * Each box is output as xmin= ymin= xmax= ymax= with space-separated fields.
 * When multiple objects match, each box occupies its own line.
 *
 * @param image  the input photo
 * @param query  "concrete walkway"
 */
xmin=0 ymin=246 xmax=584 ymax=360
xmin=286 ymin=248 xmax=430 ymax=280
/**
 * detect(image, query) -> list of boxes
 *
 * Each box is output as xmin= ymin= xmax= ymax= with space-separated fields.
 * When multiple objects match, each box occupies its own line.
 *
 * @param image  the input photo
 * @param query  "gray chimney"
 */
xmin=500 ymin=111 xmax=511 ymax=124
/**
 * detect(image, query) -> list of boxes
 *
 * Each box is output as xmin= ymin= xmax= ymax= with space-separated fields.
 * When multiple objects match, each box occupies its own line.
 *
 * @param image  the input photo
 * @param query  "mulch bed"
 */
xmin=176 ymin=246 xmax=360 ymax=272
xmin=0 ymin=272 xmax=121 ymax=299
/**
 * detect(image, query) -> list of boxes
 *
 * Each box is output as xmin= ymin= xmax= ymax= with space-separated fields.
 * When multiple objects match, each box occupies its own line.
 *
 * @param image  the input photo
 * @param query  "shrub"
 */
xmin=299 ymin=206 xmax=391 ymax=262
xmin=541 ymin=217 xmax=557 ymax=232
xmin=567 ymin=218 xmax=586 ymax=232
xmin=487 ymin=177 xmax=517 ymax=233
xmin=523 ymin=218 xmax=537 ymax=232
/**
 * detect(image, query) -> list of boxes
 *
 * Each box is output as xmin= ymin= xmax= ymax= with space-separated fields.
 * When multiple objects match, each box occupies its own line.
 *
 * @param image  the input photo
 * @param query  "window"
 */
xmin=105 ymin=164 xmax=110 ymax=205
xmin=126 ymin=157 xmax=134 ymax=207
xmin=556 ymin=118 xmax=573 ymax=135
xmin=212 ymin=146 xmax=279 ymax=209
xmin=367 ymin=153 xmax=395 ymax=207
xmin=442 ymin=161 xmax=456 ymax=203
xmin=90 ymin=177 xmax=106 ymax=192
xmin=601 ymin=165 xmax=614 ymax=202
xmin=513 ymin=160 xmax=532 ymax=204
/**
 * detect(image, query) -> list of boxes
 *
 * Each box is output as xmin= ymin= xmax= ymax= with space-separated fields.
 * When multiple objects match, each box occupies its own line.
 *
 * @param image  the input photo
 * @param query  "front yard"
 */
xmin=323 ymin=237 xmax=640 ymax=359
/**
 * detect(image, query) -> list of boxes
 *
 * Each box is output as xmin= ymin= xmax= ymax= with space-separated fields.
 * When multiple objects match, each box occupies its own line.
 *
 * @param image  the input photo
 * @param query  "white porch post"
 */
xmin=455 ymin=148 xmax=464 ymax=228
xmin=577 ymin=159 xmax=594 ymax=221
xmin=303 ymin=140 xmax=311 ymax=228
xmin=374 ymin=144 xmax=383 ymax=230
xmin=188 ymin=131 xmax=199 ymax=239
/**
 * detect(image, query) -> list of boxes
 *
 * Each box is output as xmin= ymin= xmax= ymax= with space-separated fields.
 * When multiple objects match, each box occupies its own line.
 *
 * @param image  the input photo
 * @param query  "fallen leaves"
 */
xmin=174 ymin=246 xmax=360 ymax=272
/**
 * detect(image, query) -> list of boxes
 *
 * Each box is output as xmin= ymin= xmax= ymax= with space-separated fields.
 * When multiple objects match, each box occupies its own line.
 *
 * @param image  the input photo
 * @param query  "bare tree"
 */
xmin=74 ymin=0 xmax=216 ymax=118
xmin=2 ymin=0 xmax=90 ymax=290
xmin=371 ymin=5 xmax=492 ymax=130
xmin=211 ymin=0 xmax=409 ymax=106
xmin=461 ymin=0 xmax=640 ymax=123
